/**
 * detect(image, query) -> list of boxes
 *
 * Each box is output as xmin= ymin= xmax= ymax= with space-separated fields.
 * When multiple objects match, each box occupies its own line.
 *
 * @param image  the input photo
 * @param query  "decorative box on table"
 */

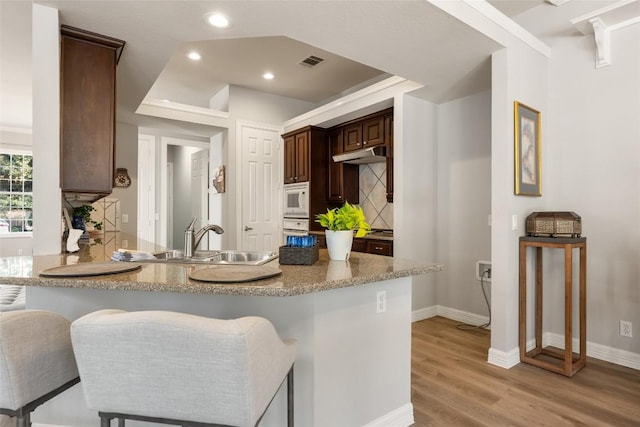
xmin=526 ymin=211 xmax=582 ymax=238
xmin=279 ymin=245 xmax=319 ymax=265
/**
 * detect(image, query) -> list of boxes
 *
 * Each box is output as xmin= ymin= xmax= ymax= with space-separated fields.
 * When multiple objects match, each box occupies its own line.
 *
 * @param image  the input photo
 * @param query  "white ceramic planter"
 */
xmin=325 ymin=230 xmax=354 ymax=261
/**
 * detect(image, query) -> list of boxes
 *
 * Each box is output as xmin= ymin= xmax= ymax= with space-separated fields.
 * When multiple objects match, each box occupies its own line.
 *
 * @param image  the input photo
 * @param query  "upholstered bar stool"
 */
xmin=0 ymin=285 xmax=26 ymax=312
xmin=0 ymin=310 xmax=80 ymax=427
xmin=71 ymin=310 xmax=296 ymax=427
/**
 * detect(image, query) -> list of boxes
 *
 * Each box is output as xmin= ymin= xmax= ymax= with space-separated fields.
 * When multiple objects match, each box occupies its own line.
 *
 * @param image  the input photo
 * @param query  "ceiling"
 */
xmin=0 ymin=0 xmax=622 ymax=134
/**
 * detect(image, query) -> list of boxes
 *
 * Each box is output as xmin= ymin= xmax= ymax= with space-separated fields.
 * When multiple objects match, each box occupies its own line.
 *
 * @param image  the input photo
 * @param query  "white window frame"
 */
xmin=0 ymin=146 xmax=34 ymax=238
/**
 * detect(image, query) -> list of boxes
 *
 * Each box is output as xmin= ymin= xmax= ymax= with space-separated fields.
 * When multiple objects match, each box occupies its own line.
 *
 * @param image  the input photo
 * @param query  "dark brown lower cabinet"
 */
xmin=315 ymin=234 xmax=393 ymax=257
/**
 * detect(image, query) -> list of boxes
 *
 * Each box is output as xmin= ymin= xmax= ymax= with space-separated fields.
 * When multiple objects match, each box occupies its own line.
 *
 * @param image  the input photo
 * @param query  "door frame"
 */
xmin=159 ymin=137 xmax=210 ymax=248
xmin=235 ymin=120 xmax=283 ymax=250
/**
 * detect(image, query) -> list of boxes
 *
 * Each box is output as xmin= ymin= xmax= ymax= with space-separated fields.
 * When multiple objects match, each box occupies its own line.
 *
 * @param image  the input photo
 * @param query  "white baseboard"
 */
xmin=411 ymin=305 xmax=437 ymax=322
xmin=487 ymin=346 xmax=520 ymax=368
xmin=545 ymin=332 xmax=640 ymax=370
xmin=436 ymin=306 xmax=491 ymax=329
xmin=412 ymin=305 xmax=490 ymax=328
xmin=413 ymin=306 xmax=640 ymax=371
xmin=363 ymin=403 xmax=414 ymax=427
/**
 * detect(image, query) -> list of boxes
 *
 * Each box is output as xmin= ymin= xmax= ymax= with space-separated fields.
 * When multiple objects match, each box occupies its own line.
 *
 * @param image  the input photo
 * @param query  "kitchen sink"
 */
xmin=138 ymin=250 xmax=278 ymax=266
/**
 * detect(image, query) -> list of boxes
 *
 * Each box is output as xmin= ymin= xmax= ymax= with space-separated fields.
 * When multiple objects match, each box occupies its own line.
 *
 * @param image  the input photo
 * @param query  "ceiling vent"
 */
xmin=299 ymin=55 xmax=324 ymax=68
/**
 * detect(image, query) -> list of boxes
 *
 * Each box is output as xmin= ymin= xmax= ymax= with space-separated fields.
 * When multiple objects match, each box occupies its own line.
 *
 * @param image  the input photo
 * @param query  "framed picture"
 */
xmin=514 ymin=101 xmax=541 ymax=196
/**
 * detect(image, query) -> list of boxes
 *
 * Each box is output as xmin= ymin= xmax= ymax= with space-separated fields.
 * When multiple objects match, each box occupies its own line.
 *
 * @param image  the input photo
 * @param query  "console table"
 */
xmin=519 ymin=236 xmax=587 ymax=377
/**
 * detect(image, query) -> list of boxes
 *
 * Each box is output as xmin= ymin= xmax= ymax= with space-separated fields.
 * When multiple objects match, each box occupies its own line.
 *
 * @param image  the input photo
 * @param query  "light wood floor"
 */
xmin=411 ymin=317 xmax=640 ymax=426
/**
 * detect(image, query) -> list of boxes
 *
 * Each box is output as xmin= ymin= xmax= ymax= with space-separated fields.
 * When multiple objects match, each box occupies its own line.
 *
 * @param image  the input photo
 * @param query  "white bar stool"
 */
xmin=71 ymin=309 xmax=296 ymax=427
xmin=0 ymin=310 xmax=80 ymax=427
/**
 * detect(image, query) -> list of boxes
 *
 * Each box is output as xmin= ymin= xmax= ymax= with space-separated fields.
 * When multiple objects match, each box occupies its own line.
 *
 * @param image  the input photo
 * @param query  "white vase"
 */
xmin=325 ymin=230 xmax=354 ymax=261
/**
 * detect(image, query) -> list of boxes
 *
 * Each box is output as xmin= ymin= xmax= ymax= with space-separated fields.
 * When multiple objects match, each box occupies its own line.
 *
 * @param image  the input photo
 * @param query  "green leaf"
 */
xmin=315 ymin=202 xmax=370 ymax=234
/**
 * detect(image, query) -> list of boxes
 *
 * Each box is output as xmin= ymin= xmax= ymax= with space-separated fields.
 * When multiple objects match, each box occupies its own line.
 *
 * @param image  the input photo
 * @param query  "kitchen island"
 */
xmin=0 ymin=246 xmax=442 ymax=427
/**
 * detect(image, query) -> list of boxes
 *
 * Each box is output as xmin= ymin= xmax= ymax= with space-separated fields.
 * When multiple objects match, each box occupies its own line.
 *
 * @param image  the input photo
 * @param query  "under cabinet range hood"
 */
xmin=332 ymin=146 xmax=387 ymax=164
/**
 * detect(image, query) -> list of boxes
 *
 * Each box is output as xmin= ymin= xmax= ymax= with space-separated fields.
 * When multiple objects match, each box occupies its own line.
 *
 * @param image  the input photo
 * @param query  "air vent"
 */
xmin=299 ymin=55 xmax=324 ymax=68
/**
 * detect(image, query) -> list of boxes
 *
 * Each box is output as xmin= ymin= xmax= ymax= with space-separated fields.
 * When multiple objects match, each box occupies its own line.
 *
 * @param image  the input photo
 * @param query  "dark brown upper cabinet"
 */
xmin=327 ymin=128 xmax=358 ymax=204
xmin=60 ymin=25 xmax=125 ymax=199
xmin=283 ymin=129 xmax=310 ymax=184
xmin=343 ymin=114 xmax=385 ymax=152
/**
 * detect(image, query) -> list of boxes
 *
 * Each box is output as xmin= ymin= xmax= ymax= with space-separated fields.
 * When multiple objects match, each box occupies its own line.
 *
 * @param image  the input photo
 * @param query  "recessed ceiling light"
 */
xmin=207 ymin=13 xmax=230 ymax=28
xmin=263 ymin=72 xmax=274 ymax=80
xmin=187 ymin=51 xmax=201 ymax=61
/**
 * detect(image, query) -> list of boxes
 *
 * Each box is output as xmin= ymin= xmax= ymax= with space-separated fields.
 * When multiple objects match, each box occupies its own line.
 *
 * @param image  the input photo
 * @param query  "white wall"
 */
xmin=112 ymin=121 xmax=138 ymax=238
xmin=545 ymin=24 xmax=640 ymax=355
xmin=437 ymin=90 xmax=492 ymax=318
xmin=394 ymin=94 xmax=438 ymax=312
xmin=228 ymin=86 xmax=316 ymax=125
xmin=31 ymin=3 xmax=61 ymax=256
xmin=490 ymin=44 xmax=549 ymax=364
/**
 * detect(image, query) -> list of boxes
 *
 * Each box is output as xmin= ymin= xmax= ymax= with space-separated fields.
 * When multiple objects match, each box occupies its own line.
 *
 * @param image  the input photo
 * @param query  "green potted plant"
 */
xmin=71 ymin=204 xmax=102 ymax=232
xmin=316 ymin=202 xmax=371 ymax=260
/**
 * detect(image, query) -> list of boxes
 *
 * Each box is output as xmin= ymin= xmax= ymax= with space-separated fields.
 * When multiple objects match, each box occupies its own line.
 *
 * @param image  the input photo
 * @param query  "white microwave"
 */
xmin=283 ymin=182 xmax=309 ymax=218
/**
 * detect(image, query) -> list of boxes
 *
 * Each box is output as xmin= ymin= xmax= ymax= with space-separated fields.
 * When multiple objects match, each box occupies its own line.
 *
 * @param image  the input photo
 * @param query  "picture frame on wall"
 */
xmin=514 ymin=101 xmax=541 ymax=196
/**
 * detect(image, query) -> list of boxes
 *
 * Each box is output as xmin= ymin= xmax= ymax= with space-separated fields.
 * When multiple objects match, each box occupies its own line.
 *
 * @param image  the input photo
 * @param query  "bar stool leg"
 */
xmin=16 ymin=413 xmax=30 ymax=427
xmin=287 ymin=366 xmax=294 ymax=427
xmin=100 ymin=414 xmax=111 ymax=427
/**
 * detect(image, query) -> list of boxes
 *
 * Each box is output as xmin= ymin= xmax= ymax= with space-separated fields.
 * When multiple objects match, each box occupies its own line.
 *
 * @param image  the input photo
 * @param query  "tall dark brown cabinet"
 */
xmin=282 ymin=126 xmax=329 ymax=231
xmin=60 ymin=25 xmax=125 ymax=200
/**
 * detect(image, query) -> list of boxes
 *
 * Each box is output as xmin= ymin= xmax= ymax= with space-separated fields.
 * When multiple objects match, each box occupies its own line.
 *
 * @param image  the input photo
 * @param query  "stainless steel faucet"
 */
xmin=184 ymin=217 xmax=224 ymax=258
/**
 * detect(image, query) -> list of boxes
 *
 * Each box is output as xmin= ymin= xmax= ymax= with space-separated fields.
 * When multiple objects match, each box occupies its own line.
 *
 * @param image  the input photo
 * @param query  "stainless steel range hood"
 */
xmin=332 ymin=146 xmax=387 ymax=164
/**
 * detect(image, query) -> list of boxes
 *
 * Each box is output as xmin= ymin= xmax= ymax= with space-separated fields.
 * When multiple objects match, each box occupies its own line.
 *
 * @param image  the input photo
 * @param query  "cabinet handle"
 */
xmin=375 ymin=246 xmax=383 ymax=250
xmin=363 ymin=141 xmax=367 ymax=145
xmin=244 ymin=226 xmax=253 ymax=231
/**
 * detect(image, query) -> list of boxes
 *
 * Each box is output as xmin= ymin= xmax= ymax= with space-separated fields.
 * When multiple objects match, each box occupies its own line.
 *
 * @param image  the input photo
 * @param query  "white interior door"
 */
xmin=240 ymin=124 xmax=281 ymax=251
xmin=191 ymin=149 xmax=209 ymax=249
xmin=136 ymin=134 xmax=155 ymax=242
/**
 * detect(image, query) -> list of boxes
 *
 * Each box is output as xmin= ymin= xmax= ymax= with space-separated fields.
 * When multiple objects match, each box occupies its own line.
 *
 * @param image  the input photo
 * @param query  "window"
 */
xmin=0 ymin=152 xmax=33 ymax=233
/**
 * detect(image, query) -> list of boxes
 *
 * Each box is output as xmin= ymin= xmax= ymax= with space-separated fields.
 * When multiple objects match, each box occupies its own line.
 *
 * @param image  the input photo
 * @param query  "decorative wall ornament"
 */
xmin=114 ymin=168 xmax=131 ymax=188
xmin=213 ymin=165 xmax=225 ymax=193
xmin=514 ymin=101 xmax=541 ymax=197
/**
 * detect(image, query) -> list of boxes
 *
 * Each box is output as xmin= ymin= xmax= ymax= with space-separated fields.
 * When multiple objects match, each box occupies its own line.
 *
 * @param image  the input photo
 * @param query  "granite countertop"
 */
xmin=0 ymin=250 xmax=443 ymax=297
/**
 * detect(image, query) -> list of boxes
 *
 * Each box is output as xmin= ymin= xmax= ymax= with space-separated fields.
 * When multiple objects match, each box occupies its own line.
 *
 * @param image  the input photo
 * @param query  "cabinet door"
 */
xmin=327 ymin=130 xmax=345 ymax=202
xmin=385 ymin=113 xmax=394 ymax=202
xmin=327 ymin=129 xmax=359 ymax=204
xmin=343 ymin=122 xmax=363 ymax=152
xmin=366 ymin=240 xmax=393 ymax=256
xmin=61 ymin=35 xmax=117 ymax=194
xmin=294 ymin=131 xmax=309 ymax=182
xmin=352 ymin=238 xmax=367 ymax=253
xmin=362 ymin=115 xmax=384 ymax=148
xmin=283 ymin=135 xmax=297 ymax=184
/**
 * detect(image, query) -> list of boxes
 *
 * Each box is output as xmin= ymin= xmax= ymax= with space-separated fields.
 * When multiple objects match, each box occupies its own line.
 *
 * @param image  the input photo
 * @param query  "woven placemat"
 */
xmin=189 ymin=265 xmax=281 ymax=283
xmin=40 ymin=262 xmax=142 ymax=277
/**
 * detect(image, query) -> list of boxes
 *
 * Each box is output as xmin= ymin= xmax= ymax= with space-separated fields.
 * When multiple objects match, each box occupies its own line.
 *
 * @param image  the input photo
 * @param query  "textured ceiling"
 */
xmin=0 ymin=0 xmax=616 ymax=133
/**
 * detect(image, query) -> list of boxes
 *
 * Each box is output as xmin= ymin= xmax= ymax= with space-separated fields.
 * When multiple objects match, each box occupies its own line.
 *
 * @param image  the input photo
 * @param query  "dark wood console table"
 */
xmin=519 ymin=236 xmax=587 ymax=377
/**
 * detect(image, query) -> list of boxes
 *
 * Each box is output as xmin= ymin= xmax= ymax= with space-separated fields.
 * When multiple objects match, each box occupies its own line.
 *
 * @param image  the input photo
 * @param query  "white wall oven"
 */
xmin=283 ymin=218 xmax=309 ymax=238
xmin=283 ymin=182 xmax=309 ymax=218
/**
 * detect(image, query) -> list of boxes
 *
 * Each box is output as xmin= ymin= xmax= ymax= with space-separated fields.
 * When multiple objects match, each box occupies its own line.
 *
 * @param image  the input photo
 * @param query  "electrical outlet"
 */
xmin=121 ymin=239 xmax=128 ymax=249
xmin=376 ymin=291 xmax=386 ymax=313
xmin=122 ymin=213 xmax=128 ymax=224
xmin=620 ymin=320 xmax=633 ymax=338
xmin=475 ymin=260 xmax=492 ymax=282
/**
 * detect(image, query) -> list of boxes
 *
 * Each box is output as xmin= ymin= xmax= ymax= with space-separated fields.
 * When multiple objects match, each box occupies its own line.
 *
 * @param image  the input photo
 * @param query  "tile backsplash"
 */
xmin=359 ymin=163 xmax=393 ymax=229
